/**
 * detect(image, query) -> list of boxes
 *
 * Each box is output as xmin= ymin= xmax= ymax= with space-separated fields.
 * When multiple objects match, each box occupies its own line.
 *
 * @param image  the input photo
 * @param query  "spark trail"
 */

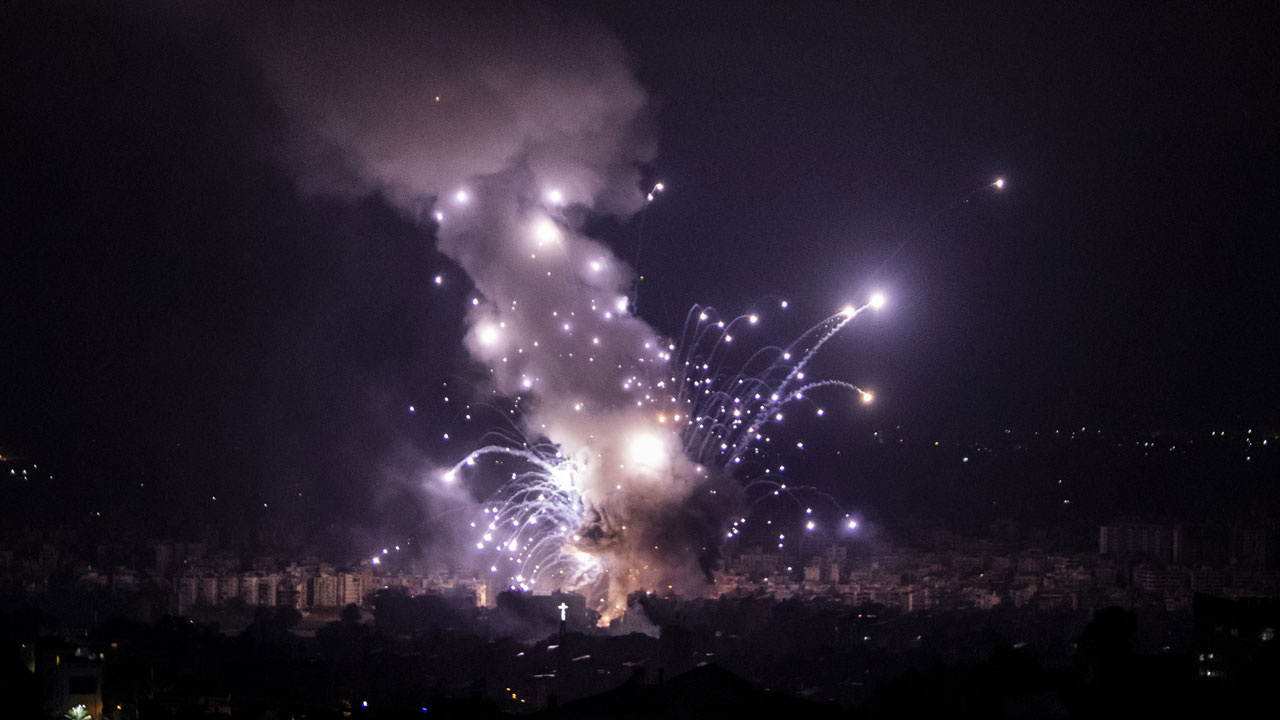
xmin=439 ymin=269 xmax=885 ymax=620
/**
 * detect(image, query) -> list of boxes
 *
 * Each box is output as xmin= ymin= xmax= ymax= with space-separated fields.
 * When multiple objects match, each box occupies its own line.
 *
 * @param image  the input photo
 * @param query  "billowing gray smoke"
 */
xmin=244 ymin=2 xmax=739 ymax=619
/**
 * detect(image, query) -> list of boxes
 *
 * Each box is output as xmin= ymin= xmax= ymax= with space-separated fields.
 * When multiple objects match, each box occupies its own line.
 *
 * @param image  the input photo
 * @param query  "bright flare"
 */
xmin=477 ymin=324 xmax=500 ymax=346
xmin=628 ymin=432 xmax=667 ymax=469
xmin=533 ymin=217 xmax=561 ymax=245
xmin=869 ymin=292 xmax=887 ymax=309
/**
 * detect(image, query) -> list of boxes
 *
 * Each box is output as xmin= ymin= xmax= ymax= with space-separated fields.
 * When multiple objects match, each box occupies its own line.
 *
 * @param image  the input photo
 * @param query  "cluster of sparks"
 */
xmin=372 ymin=177 xmax=1006 ymax=616
xmin=397 ymin=184 xmax=891 ymax=605
xmin=447 ymin=299 xmax=883 ymax=594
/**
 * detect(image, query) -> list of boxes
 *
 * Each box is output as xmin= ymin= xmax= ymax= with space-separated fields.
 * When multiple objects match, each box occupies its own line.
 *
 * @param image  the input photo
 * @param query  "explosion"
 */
xmin=439 ymin=234 xmax=884 ymax=621
xmin=247 ymin=3 xmax=883 ymax=620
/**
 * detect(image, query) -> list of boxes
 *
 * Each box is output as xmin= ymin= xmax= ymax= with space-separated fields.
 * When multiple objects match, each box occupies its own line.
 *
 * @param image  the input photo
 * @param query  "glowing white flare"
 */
xmin=533 ymin=217 xmax=561 ymax=245
xmin=477 ymin=324 xmax=500 ymax=346
xmin=628 ymin=432 xmax=667 ymax=468
xmin=869 ymin=292 xmax=887 ymax=309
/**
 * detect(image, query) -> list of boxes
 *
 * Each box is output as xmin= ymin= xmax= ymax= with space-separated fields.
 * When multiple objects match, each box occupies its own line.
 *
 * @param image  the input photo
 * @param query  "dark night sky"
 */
xmin=1 ymin=3 xmax=1276 ymax=540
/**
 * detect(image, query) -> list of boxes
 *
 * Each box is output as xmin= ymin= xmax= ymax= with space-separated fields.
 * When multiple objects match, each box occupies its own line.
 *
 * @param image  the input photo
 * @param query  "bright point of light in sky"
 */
xmin=994 ymin=177 xmax=1005 ymax=189
xmin=869 ymin=292 xmax=887 ymax=309
xmin=547 ymin=188 xmax=564 ymax=205
xmin=455 ymin=189 xmax=469 ymax=204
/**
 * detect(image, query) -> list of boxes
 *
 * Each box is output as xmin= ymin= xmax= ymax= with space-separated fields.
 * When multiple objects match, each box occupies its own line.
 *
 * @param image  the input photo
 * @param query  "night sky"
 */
xmin=2 ymin=3 xmax=1276 ymax=543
